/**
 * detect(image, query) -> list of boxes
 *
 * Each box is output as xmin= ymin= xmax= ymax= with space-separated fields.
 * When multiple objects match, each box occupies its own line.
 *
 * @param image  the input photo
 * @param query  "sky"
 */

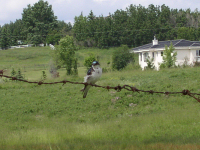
xmin=0 ymin=0 xmax=200 ymax=26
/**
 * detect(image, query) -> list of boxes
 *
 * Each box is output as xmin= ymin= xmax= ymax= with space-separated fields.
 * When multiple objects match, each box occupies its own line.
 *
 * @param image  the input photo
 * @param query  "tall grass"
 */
xmin=0 ymin=47 xmax=200 ymax=149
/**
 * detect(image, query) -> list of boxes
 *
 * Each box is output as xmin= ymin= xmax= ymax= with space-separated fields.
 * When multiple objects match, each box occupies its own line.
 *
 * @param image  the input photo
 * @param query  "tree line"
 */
xmin=1 ymin=0 xmax=200 ymax=49
xmin=0 ymin=0 xmax=72 ymax=49
xmin=73 ymin=4 xmax=200 ymax=48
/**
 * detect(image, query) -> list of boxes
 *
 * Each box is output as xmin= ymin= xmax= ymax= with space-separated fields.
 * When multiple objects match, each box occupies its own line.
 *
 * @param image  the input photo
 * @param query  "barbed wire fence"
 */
xmin=1 ymin=73 xmax=200 ymax=102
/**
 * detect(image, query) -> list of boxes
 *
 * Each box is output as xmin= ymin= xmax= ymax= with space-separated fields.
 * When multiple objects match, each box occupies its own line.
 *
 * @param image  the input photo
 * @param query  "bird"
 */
xmin=82 ymin=61 xmax=102 ymax=98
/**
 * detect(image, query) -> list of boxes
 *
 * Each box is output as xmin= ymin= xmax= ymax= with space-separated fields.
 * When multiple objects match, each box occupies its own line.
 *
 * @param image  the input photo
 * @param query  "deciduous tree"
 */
xmin=22 ymin=0 xmax=57 ymax=45
xmin=55 ymin=35 xmax=78 ymax=75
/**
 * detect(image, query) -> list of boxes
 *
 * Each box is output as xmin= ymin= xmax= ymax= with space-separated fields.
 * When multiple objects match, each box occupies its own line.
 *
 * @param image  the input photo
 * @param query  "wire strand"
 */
xmin=0 ymin=74 xmax=200 ymax=102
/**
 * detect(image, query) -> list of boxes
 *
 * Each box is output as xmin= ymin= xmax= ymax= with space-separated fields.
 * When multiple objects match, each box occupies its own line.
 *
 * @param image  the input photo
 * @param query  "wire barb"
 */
xmin=38 ymin=81 xmax=43 ymax=85
xmin=62 ymin=80 xmax=67 ymax=86
xmin=182 ymin=89 xmax=190 ymax=95
xmin=149 ymin=90 xmax=154 ymax=94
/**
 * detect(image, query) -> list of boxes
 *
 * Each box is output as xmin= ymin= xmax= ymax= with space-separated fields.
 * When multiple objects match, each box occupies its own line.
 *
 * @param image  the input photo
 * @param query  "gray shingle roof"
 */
xmin=132 ymin=39 xmax=200 ymax=52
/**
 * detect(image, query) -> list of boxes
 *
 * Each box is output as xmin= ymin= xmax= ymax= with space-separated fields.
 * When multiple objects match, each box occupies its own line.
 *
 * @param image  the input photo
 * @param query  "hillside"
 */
xmin=0 ymin=47 xmax=200 ymax=149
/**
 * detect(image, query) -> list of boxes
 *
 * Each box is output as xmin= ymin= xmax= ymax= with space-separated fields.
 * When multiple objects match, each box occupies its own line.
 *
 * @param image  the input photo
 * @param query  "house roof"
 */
xmin=132 ymin=39 xmax=200 ymax=52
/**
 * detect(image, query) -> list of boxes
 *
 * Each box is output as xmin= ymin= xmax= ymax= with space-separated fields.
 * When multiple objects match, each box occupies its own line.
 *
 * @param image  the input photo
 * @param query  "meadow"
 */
xmin=0 ymin=47 xmax=200 ymax=149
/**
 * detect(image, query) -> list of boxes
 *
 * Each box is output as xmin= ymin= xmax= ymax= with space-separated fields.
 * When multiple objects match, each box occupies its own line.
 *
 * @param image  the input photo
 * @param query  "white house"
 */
xmin=130 ymin=37 xmax=200 ymax=70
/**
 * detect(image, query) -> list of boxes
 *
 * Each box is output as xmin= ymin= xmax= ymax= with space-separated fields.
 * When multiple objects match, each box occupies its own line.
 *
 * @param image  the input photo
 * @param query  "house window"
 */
xmin=143 ymin=52 xmax=149 ymax=62
xmin=196 ymin=50 xmax=200 ymax=56
xmin=161 ymin=51 xmax=163 ymax=56
xmin=152 ymin=52 xmax=154 ymax=58
xmin=140 ymin=53 xmax=142 ymax=61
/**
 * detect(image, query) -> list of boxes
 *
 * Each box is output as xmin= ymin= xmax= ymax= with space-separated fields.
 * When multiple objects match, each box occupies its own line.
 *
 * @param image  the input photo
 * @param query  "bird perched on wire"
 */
xmin=81 ymin=61 xmax=102 ymax=98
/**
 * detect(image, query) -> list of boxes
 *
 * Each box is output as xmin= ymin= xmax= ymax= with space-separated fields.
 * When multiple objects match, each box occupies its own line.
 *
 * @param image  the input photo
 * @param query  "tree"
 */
xmin=86 ymin=10 xmax=96 ymax=46
xmin=161 ymin=42 xmax=177 ymax=68
xmin=73 ymin=13 xmax=87 ymax=43
xmin=0 ymin=25 xmax=11 ymax=49
xmin=112 ymin=45 xmax=134 ymax=70
xmin=46 ymin=30 xmax=61 ymax=45
xmin=22 ymin=0 xmax=57 ymax=45
xmin=57 ymin=21 xmax=72 ymax=38
xmin=177 ymin=27 xmax=198 ymax=41
xmin=55 ymin=35 xmax=78 ymax=75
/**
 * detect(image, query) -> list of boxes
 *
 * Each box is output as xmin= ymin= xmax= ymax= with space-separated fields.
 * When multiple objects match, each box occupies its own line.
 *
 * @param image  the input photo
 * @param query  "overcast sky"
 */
xmin=0 ymin=0 xmax=200 ymax=26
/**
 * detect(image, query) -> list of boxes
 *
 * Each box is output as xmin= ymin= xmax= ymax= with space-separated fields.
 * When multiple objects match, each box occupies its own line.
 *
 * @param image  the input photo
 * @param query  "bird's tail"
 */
xmin=83 ymin=85 xmax=91 ymax=98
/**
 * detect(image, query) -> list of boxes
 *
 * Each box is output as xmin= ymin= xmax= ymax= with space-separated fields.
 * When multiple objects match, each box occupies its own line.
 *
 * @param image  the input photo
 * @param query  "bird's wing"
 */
xmin=87 ymin=67 xmax=94 ymax=75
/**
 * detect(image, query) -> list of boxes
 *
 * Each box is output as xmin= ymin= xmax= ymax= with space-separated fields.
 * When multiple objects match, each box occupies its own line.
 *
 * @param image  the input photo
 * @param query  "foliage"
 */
xmin=22 ymin=0 xmax=58 ymax=44
xmin=160 ymin=42 xmax=177 ymax=68
xmin=0 ymin=24 xmax=11 ymax=49
xmin=84 ymin=53 xmax=96 ymax=70
xmin=72 ymin=5 xmax=200 ymax=48
xmin=2 ymin=3 xmax=200 ymax=48
xmin=46 ymin=21 xmax=73 ymax=45
xmin=46 ymin=30 xmax=61 ymax=45
xmin=16 ymin=68 xmax=24 ymax=80
xmin=146 ymin=56 xmax=155 ymax=69
xmin=73 ymin=13 xmax=87 ymax=42
xmin=11 ymin=68 xmax=16 ymax=77
xmin=11 ymin=68 xmax=24 ymax=80
xmin=112 ymin=45 xmax=134 ymax=70
xmin=41 ymin=71 xmax=47 ymax=80
xmin=73 ymin=58 xmax=78 ymax=75
xmin=54 ymin=35 xmax=78 ymax=75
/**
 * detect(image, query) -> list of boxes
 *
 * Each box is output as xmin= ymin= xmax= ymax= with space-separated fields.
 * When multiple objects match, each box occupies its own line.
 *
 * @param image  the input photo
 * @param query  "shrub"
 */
xmin=145 ymin=56 xmax=155 ymax=70
xmin=10 ymin=68 xmax=24 ymax=80
xmin=11 ymin=68 xmax=16 ymax=77
xmin=41 ymin=71 xmax=47 ymax=80
xmin=52 ymin=35 xmax=78 ymax=75
xmin=112 ymin=45 xmax=134 ymax=70
xmin=16 ymin=68 xmax=24 ymax=80
xmin=84 ymin=54 xmax=96 ymax=70
xmin=160 ymin=42 xmax=177 ymax=68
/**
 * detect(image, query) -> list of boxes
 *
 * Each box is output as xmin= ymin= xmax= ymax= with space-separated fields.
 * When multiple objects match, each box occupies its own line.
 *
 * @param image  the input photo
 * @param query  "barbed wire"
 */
xmin=1 ymin=73 xmax=200 ymax=102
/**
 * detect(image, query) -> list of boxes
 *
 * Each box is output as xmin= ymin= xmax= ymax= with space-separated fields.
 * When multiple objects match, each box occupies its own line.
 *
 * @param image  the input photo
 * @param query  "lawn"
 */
xmin=0 ymin=47 xmax=200 ymax=149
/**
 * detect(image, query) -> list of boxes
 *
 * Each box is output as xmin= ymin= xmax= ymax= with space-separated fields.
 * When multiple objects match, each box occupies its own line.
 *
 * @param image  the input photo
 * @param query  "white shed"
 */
xmin=130 ymin=37 xmax=200 ymax=70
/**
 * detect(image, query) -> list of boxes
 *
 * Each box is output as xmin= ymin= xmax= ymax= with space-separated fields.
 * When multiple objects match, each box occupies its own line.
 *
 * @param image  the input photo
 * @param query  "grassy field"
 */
xmin=0 ymin=47 xmax=200 ymax=149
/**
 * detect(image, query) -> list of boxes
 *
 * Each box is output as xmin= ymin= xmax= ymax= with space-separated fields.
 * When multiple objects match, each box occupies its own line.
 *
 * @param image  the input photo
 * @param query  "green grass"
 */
xmin=1 ymin=47 xmax=200 ymax=149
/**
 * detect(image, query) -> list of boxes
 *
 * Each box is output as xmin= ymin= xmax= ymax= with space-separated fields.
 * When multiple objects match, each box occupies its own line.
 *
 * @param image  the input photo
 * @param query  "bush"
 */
xmin=145 ymin=56 xmax=155 ymax=70
xmin=51 ymin=35 xmax=78 ymax=75
xmin=11 ymin=68 xmax=24 ymax=80
xmin=84 ymin=54 xmax=96 ymax=70
xmin=41 ymin=71 xmax=47 ymax=80
xmin=112 ymin=45 xmax=134 ymax=70
xmin=160 ymin=42 xmax=177 ymax=68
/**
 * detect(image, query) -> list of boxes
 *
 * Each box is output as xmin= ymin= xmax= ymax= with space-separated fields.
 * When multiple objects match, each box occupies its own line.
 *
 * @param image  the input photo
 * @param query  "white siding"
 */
xmin=138 ymin=52 xmax=147 ymax=70
xmin=154 ymin=51 xmax=163 ymax=70
xmin=175 ymin=50 xmax=190 ymax=66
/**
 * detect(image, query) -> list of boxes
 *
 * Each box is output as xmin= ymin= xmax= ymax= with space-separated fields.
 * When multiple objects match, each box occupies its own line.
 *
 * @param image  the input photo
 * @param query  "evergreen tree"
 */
xmin=0 ymin=25 xmax=10 ymax=49
xmin=73 ymin=13 xmax=87 ymax=44
xmin=86 ymin=10 xmax=96 ymax=46
xmin=16 ymin=68 xmax=24 ymax=80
